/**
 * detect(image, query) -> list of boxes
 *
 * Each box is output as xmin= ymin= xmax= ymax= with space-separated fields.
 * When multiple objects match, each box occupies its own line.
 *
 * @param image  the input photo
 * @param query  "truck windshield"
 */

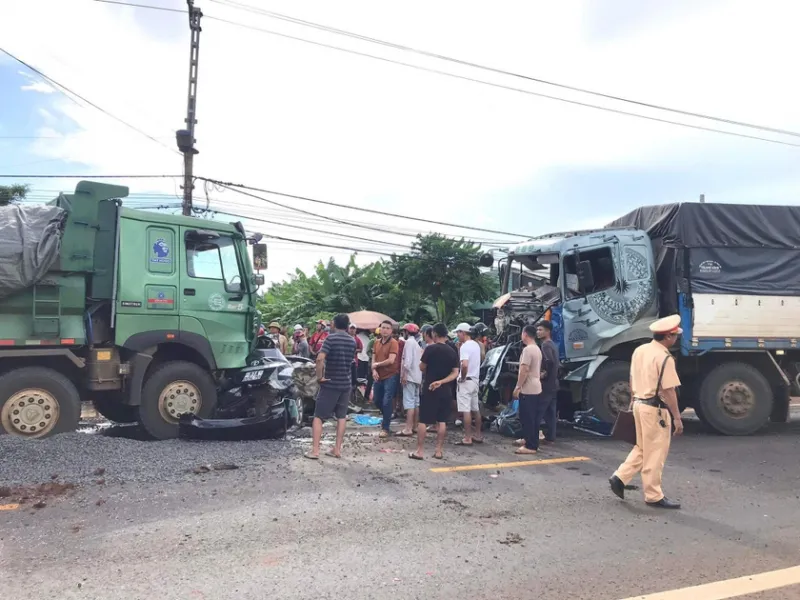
xmin=504 ymin=255 xmax=555 ymax=293
xmin=187 ymin=237 xmax=243 ymax=293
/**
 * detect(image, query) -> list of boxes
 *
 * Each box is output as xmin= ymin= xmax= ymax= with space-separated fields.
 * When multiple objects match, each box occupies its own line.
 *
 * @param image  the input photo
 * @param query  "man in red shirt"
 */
xmin=309 ymin=320 xmax=329 ymax=357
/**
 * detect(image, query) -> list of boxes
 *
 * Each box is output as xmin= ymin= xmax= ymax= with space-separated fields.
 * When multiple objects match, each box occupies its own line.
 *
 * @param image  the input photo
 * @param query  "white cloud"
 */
xmin=1 ymin=0 xmax=799 ymax=285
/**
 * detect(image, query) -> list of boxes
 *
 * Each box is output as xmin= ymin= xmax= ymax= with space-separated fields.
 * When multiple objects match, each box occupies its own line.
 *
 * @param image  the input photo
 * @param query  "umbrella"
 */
xmin=348 ymin=310 xmax=396 ymax=331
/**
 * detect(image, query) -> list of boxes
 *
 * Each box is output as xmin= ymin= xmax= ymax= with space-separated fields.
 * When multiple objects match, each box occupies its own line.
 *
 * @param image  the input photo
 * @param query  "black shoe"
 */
xmin=609 ymin=475 xmax=625 ymax=499
xmin=646 ymin=497 xmax=681 ymax=509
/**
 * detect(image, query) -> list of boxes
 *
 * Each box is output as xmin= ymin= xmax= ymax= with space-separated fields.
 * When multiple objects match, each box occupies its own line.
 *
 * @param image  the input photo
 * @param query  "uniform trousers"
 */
xmin=613 ymin=401 xmax=672 ymax=503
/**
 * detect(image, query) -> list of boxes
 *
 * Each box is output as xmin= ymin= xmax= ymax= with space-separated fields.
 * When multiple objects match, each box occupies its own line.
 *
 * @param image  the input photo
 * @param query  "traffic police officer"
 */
xmin=609 ymin=315 xmax=684 ymax=509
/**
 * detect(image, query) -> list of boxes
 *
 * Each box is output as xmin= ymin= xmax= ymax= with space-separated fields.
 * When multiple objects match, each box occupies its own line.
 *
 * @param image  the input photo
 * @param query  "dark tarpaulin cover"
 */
xmin=0 ymin=204 xmax=66 ymax=299
xmin=607 ymin=203 xmax=800 ymax=303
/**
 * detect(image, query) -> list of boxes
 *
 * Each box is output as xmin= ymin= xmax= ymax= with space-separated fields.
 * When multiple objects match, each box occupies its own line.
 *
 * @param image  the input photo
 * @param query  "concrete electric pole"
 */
xmin=177 ymin=0 xmax=202 ymax=216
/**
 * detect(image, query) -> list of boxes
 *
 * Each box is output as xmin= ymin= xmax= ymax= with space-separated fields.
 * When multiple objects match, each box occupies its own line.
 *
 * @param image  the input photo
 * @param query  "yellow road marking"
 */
xmin=0 ymin=503 xmax=20 ymax=511
xmin=620 ymin=565 xmax=800 ymax=600
xmin=430 ymin=456 xmax=590 ymax=473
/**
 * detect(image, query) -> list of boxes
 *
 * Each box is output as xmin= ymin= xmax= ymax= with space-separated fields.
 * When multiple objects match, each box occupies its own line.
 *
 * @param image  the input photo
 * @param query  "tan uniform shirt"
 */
xmin=630 ymin=340 xmax=681 ymax=399
xmin=519 ymin=342 xmax=543 ymax=395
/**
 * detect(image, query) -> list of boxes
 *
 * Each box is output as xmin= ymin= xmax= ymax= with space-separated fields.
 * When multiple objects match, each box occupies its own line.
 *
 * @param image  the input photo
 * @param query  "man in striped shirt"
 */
xmin=306 ymin=313 xmax=356 ymax=460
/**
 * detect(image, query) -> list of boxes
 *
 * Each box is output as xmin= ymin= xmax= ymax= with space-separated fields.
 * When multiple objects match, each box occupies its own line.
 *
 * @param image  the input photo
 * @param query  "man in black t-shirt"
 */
xmin=306 ymin=313 xmax=356 ymax=460
xmin=410 ymin=323 xmax=459 ymax=461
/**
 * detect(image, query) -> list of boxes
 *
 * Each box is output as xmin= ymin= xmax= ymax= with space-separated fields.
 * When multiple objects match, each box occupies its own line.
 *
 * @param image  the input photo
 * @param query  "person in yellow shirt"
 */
xmin=610 ymin=315 xmax=684 ymax=509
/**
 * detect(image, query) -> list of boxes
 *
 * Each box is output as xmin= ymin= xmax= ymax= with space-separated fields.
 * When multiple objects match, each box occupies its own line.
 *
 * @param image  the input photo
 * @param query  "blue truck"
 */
xmin=483 ymin=202 xmax=800 ymax=435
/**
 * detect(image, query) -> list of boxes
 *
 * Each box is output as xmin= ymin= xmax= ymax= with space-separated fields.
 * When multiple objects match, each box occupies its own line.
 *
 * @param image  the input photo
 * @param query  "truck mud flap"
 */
xmin=178 ymin=403 xmax=287 ymax=441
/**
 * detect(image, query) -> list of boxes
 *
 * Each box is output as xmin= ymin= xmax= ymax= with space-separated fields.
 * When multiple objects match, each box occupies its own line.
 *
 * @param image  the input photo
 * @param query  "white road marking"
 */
xmin=620 ymin=565 xmax=800 ymax=599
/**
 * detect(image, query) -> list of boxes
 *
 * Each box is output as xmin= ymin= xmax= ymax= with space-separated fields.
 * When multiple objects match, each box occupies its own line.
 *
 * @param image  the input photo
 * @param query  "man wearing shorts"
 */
xmin=306 ymin=313 xmax=356 ymax=459
xmin=398 ymin=323 xmax=422 ymax=436
xmin=410 ymin=323 xmax=459 ymax=461
xmin=454 ymin=323 xmax=484 ymax=445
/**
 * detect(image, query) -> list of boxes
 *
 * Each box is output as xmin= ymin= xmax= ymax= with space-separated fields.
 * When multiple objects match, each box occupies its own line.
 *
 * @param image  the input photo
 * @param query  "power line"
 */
xmin=200 ymin=202 xmax=414 ymax=250
xmin=212 ymin=0 xmax=800 ymax=142
xmin=91 ymin=0 xmax=185 ymax=13
xmin=200 ymin=17 xmax=800 ymax=149
xmin=85 ymin=0 xmax=800 ymax=147
xmin=200 ymin=177 xmax=527 ymax=238
xmin=0 ymin=48 xmax=178 ymax=155
xmin=0 ymin=174 xmax=181 ymax=178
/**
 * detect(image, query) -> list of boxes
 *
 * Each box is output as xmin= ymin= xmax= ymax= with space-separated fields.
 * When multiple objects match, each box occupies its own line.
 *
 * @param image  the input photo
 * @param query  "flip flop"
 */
xmin=433 ymin=452 xmax=444 ymax=460
xmin=472 ymin=437 xmax=485 ymax=444
xmin=325 ymin=450 xmax=341 ymax=459
xmin=395 ymin=431 xmax=414 ymax=437
xmin=515 ymin=447 xmax=537 ymax=455
xmin=379 ymin=431 xmax=390 ymax=439
xmin=408 ymin=452 xmax=424 ymax=460
xmin=304 ymin=452 xmax=320 ymax=460
xmin=454 ymin=440 xmax=473 ymax=446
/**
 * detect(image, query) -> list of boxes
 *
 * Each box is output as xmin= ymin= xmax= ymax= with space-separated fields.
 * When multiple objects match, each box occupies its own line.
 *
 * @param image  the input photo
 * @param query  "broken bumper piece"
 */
xmin=179 ymin=402 xmax=288 ymax=441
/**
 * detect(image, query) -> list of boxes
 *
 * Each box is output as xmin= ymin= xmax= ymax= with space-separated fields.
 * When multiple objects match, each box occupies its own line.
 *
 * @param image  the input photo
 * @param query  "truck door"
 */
xmin=560 ymin=244 xmax=620 ymax=360
xmin=179 ymin=228 xmax=250 ymax=369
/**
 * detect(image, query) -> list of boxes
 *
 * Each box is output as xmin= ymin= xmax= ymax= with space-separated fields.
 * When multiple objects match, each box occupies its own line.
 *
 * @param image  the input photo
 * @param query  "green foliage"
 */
xmin=257 ymin=234 xmax=500 ymax=329
xmin=0 ymin=184 xmax=29 ymax=206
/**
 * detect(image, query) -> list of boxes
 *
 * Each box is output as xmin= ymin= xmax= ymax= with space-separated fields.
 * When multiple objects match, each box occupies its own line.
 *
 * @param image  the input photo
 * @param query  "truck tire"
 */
xmin=92 ymin=396 xmax=138 ymax=424
xmin=139 ymin=361 xmax=217 ymax=440
xmin=0 ymin=367 xmax=81 ymax=438
xmin=583 ymin=360 xmax=631 ymax=424
xmin=698 ymin=362 xmax=773 ymax=436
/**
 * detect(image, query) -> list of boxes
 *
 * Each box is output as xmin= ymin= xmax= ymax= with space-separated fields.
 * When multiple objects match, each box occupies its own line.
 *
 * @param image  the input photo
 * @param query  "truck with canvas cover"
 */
xmin=484 ymin=202 xmax=798 ymax=435
xmin=0 ymin=181 xmax=296 ymax=440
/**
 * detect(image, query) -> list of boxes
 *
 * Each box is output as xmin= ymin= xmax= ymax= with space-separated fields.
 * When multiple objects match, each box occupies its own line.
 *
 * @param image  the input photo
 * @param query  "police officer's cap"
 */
xmin=649 ymin=315 xmax=682 ymax=335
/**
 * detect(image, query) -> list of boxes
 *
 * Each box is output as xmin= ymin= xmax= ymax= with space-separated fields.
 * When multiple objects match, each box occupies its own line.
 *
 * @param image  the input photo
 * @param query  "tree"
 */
xmin=0 ymin=184 xmax=29 ymax=206
xmin=389 ymin=234 xmax=497 ymax=325
xmin=257 ymin=235 xmax=501 ymax=329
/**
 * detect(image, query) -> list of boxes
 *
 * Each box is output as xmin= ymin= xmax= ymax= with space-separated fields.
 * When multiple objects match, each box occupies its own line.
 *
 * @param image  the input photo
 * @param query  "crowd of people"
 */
xmin=280 ymin=313 xmax=560 ymax=462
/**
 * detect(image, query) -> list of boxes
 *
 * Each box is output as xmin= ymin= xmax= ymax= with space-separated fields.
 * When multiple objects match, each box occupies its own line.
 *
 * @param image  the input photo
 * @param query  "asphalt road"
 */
xmin=3 ymin=415 xmax=800 ymax=600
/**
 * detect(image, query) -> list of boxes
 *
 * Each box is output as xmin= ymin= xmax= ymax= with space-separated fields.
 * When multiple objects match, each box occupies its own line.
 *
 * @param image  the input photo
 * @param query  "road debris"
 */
xmin=498 ymin=532 xmax=524 ymax=546
xmin=93 ymin=467 xmax=106 ymax=476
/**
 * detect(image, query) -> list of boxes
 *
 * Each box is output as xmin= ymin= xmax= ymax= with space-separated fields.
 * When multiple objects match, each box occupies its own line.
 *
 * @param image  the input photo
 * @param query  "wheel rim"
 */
xmin=158 ymin=380 xmax=202 ymax=423
xmin=718 ymin=380 xmax=755 ymax=419
xmin=605 ymin=381 xmax=631 ymax=418
xmin=1 ymin=389 xmax=60 ymax=438
xmin=293 ymin=396 xmax=303 ymax=426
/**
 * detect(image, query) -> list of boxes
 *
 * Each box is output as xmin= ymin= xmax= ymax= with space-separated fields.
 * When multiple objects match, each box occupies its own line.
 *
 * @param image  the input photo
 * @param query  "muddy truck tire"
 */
xmin=583 ymin=360 xmax=631 ymax=424
xmin=139 ymin=361 xmax=217 ymax=440
xmin=698 ymin=362 xmax=772 ymax=436
xmin=0 ymin=367 xmax=81 ymax=438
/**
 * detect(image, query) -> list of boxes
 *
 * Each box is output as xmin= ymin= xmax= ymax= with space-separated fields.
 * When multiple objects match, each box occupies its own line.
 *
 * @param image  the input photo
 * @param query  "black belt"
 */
xmin=636 ymin=397 xmax=667 ymax=409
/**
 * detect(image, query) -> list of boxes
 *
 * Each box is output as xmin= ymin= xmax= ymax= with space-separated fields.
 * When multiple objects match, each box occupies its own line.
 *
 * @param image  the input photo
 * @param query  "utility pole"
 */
xmin=177 ymin=0 xmax=202 ymax=216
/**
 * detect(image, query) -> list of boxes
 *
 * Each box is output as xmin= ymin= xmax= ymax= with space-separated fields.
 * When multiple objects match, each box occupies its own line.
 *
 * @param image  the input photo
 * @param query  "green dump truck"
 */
xmin=0 ymin=181 xmax=269 ymax=440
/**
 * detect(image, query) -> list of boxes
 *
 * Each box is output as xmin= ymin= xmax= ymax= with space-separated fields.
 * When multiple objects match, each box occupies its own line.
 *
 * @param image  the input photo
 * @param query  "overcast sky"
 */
xmin=1 ymin=0 xmax=799 ymax=284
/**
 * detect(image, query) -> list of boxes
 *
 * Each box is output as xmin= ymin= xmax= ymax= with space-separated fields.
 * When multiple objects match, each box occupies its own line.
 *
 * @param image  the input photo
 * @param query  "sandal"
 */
xmin=325 ymin=450 xmax=341 ymax=459
xmin=454 ymin=440 xmax=473 ymax=446
xmin=395 ymin=430 xmax=414 ymax=437
xmin=379 ymin=430 xmax=390 ymax=439
xmin=515 ymin=447 xmax=537 ymax=455
xmin=408 ymin=452 xmax=424 ymax=460
xmin=472 ymin=437 xmax=485 ymax=444
xmin=433 ymin=452 xmax=444 ymax=460
xmin=304 ymin=452 xmax=320 ymax=460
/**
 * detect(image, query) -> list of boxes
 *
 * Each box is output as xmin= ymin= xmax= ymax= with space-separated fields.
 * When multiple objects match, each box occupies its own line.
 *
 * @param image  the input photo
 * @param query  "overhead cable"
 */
xmin=0 ymin=48 xmax=178 ymax=155
xmin=214 ymin=0 xmax=800 ymax=139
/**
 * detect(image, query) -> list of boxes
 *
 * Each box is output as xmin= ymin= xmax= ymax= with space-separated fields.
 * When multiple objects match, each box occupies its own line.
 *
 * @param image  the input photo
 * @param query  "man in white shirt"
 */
xmin=454 ymin=323 xmax=484 ymax=445
xmin=398 ymin=323 xmax=423 ymax=436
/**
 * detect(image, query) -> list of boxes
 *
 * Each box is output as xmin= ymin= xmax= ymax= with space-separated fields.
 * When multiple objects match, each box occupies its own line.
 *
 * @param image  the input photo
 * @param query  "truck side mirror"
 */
xmin=576 ymin=260 xmax=594 ymax=293
xmin=253 ymin=273 xmax=265 ymax=287
xmin=253 ymin=243 xmax=267 ymax=271
xmin=499 ymin=263 xmax=507 ymax=287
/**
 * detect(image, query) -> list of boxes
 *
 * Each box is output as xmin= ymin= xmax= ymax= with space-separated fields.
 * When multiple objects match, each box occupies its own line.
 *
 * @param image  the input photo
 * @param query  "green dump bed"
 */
xmin=0 ymin=181 xmax=128 ymax=346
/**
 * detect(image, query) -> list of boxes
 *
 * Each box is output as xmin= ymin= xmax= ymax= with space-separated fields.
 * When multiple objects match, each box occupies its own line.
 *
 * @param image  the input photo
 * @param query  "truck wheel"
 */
xmin=139 ymin=361 xmax=217 ymax=440
xmin=92 ymin=396 xmax=138 ymax=424
xmin=698 ymin=362 xmax=773 ymax=436
xmin=583 ymin=360 xmax=631 ymax=424
xmin=0 ymin=367 xmax=81 ymax=438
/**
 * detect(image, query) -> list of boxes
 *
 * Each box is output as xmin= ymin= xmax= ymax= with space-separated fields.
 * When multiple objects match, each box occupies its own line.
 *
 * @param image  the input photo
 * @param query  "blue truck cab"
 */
xmin=484 ymin=203 xmax=797 ymax=435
